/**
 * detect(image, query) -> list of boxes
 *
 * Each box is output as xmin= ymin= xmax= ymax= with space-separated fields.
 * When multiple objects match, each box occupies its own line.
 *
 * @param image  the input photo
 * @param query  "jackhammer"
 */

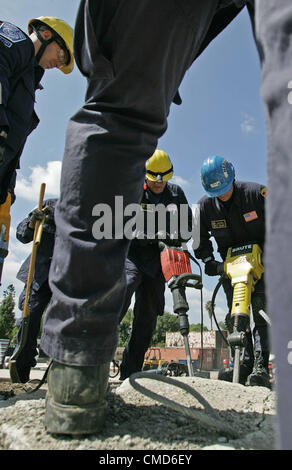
xmin=223 ymin=243 xmax=264 ymax=383
xmin=159 ymin=240 xmax=203 ymax=376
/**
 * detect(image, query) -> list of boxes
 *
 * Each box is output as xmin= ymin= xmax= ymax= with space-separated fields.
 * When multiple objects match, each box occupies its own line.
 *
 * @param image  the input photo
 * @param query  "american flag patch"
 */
xmin=243 ymin=211 xmax=258 ymax=222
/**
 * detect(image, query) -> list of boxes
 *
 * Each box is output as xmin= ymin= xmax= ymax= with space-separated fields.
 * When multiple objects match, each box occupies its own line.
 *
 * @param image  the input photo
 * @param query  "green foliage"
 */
xmin=118 ymin=309 xmax=134 ymax=347
xmin=0 ymin=284 xmax=17 ymax=342
xmin=151 ymin=312 xmax=179 ymax=346
xmin=218 ymin=321 xmax=227 ymax=331
xmin=189 ymin=323 xmax=208 ymax=332
xmin=118 ymin=309 xmax=209 ymax=348
xmin=205 ymin=299 xmax=213 ymax=329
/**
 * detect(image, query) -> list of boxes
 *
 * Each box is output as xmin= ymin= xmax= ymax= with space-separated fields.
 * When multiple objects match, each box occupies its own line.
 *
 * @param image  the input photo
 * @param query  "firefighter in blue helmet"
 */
xmin=119 ymin=150 xmax=193 ymax=380
xmin=12 ymin=199 xmax=57 ymax=383
xmin=195 ymin=156 xmax=270 ymax=388
xmin=0 ymin=17 xmax=74 ymax=206
xmin=40 ymin=0 xmax=292 ymax=449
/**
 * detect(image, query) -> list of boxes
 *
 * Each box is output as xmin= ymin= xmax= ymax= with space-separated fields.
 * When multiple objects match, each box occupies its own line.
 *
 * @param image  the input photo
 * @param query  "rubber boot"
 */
xmin=45 ymin=361 xmax=110 ymax=435
xmin=248 ymin=351 xmax=271 ymax=388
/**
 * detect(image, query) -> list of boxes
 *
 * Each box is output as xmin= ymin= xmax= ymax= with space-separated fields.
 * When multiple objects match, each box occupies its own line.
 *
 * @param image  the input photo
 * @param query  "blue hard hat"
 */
xmin=200 ymin=156 xmax=235 ymax=197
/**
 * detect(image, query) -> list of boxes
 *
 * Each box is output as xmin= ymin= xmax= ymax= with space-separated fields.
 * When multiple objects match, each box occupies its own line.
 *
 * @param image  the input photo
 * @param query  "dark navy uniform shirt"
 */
xmin=16 ymin=199 xmax=57 ymax=290
xmin=0 ymin=21 xmax=44 ymax=201
xmin=194 ymin=181 xmax=266 ymax=262
xmin=128 ymin=181 xmax=193 ymax=278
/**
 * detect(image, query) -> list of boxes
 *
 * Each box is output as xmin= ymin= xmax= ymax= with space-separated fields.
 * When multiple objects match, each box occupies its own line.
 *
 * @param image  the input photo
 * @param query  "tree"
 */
xmin=151 ymin=312 xmax=179 ymax=346
xmin=218 ymin=321 xmax=227 ymax=331
xmin=118 ymin=309 xmax=133 ymax=346
xmin=189 ymin=323 xmax=208 ymax=332
xmin=0 ymin=284 xmax=18 ymax=342
xmin=205 ymin=300 xmax=214 ymax=330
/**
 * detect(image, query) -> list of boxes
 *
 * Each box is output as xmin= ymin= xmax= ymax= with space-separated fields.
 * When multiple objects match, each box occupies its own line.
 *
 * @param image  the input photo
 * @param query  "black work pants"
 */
xmin=119 ymin=259 xmax=165 ymax=379
xmin=16 ymin=280 xmax=52 ymax=369
xmin=41 ymin=0 xmax=221 ymax=366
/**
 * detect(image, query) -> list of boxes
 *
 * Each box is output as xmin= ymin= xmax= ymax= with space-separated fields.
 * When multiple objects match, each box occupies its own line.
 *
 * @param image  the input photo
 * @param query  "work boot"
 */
xmin=218 ymin=363 xmax=252 ymax=385
xmin=11 ymin=365 xmax=30 ymax=383
xmin=15 ymin=365 xmax=30 ymax=383
xmin=45 ymin=361 xmax=110 ymax=435
xmin=9 ymin=358 xmax=31 ymax=384
xmin=247 ymin=352 xmax=271 ymax=388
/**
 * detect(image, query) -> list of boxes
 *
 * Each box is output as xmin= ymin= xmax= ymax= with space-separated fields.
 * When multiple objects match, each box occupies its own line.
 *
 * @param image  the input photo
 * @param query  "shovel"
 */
xmin=9 ymin=183 xmax=46 ymax=383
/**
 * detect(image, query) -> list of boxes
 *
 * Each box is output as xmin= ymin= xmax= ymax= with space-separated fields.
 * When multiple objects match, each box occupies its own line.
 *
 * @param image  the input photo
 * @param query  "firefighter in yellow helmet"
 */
xmin=118 ymin=149 xmax=193 ymax=382
xmin=145 ymin=149 xmax=174 ymax=183
xmin=28 ymin=16 xmax=74 ymax=74
xmin=0 ymin=16 xmax=74 ymax=282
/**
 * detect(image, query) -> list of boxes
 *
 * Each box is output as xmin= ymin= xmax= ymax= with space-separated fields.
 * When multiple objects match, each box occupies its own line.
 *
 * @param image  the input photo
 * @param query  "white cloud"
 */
xmin=0 ymin=225 xmax=32 ymax=317
xmin=172 ymin=175 xmax=190 ymax=187
xmin=15 ymin=161 xmax=62 ymax=201
xmin=240 ymin=113 xmax=257 ymax=135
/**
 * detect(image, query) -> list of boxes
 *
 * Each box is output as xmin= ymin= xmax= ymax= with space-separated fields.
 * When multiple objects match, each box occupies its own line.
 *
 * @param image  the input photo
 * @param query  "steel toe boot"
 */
xmin=247 ymin=351 xmax=271 ymax=388
xmin=44 ymin=361 xmax=110 ymax=435
xmin=218 ymin=363 xmax=252 ymax=385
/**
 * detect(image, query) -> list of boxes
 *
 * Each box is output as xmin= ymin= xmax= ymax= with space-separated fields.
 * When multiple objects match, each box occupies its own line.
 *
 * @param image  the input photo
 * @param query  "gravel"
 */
xmin=0 ymin=375 xmax=276 ymax=451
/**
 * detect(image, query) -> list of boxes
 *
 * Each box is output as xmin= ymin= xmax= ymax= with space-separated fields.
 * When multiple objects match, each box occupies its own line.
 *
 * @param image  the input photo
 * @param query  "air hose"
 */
xmin=129 ymin=371 xmax=239 ymax=439
xmin=210 ymin=275 xmax=230 ymax=348
xmin=128 ymin=260 xmax=239 ymax=439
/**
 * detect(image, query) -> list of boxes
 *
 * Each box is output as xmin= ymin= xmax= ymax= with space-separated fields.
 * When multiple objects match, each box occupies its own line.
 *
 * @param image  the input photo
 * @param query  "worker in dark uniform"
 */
xmin=0 ymin=16 xmax=74 ymax=205
xmin=13 ymin=199 xmax=56 ymax=383
xmin=42 ymin=1 xmax=253 ymax=437
xmin=194 ymin=156 xmax=270 ymax=388
xmin=119 ymin=150 xmax=193 ymax=380
xmin=40 ymin=1 xmax=292 ymax=448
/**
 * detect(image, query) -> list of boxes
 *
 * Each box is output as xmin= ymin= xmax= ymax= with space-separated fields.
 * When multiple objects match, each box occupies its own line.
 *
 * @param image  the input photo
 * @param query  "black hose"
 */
xmin=129 ymin=371 xmax=239 ymax=438
xmin=211 ymin=276 xmax=230 ymax=348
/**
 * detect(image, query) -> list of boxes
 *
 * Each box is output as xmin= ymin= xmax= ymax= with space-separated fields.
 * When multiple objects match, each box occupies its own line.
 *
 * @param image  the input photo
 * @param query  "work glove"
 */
xmin=204 ymin=259 xmax=224 ymax=276
xmin=28 ymin=206 xmax=50 ymax=229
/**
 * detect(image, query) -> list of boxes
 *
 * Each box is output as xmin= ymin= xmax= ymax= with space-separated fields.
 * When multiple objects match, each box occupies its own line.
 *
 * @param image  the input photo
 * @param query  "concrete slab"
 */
xmin=0 ymin=373 xmax=276 ymax=451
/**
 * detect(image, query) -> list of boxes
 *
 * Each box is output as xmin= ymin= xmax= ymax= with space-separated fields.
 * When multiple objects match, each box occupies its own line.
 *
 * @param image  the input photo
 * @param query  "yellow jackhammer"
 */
xmin=224 ymin=243 xmax=264 ymax=383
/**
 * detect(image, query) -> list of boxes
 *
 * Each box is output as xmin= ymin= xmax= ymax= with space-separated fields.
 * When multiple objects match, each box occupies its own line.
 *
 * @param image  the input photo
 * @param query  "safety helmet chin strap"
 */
xmin=31 ymin=25 xmax=55 ymax=64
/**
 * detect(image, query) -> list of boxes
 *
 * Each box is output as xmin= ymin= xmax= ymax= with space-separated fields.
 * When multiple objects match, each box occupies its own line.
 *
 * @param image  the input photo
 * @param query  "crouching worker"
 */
xmin=119 ymin=149 xmax=193 ymax=380
xmin=194 ymin=156 xmax=270 ymax=388
xmin=12 ymin=199 xmax=56 ymax=383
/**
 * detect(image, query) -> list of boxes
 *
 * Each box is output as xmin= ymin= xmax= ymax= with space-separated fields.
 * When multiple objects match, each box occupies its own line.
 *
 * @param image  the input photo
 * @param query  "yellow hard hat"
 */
xmin=145 ymin=149 xmax=174 ymax=182
xmin=28 ymin=16 xmax=74 ymax=74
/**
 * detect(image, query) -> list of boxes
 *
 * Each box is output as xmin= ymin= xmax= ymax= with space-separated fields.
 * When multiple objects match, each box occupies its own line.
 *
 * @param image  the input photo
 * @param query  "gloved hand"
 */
xmin=204 ymin=259 xmax=224 ymax=276
xmin=28 ymin=206 xmax=49 ymax=229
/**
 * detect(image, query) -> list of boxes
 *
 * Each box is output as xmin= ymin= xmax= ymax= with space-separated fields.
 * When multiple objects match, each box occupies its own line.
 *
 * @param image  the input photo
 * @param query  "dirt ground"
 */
xmin=0 ymin=381 xmax=27 ymax=399
xmin=0 ymin=374 xmax=277 ymax=451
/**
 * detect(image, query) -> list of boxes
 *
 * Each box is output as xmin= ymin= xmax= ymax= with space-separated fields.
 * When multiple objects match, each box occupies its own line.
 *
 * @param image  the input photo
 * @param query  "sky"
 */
xmin=0 ymin=1 xmax=267 ymax=328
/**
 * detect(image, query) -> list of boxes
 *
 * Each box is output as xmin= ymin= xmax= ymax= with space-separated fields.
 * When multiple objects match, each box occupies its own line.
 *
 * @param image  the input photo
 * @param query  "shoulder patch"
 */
xmin=260 ymin=186 xmax=267 ymax=198
xmin=0 ymin=34 xmax=12 ymax=48
xmin=0 ymin=22 xmax=26 ymax=44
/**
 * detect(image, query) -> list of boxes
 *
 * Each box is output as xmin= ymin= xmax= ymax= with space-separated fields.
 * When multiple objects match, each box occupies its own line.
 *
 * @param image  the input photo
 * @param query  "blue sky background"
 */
xmin=1 ymin=1 xmax=267 ymax=327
